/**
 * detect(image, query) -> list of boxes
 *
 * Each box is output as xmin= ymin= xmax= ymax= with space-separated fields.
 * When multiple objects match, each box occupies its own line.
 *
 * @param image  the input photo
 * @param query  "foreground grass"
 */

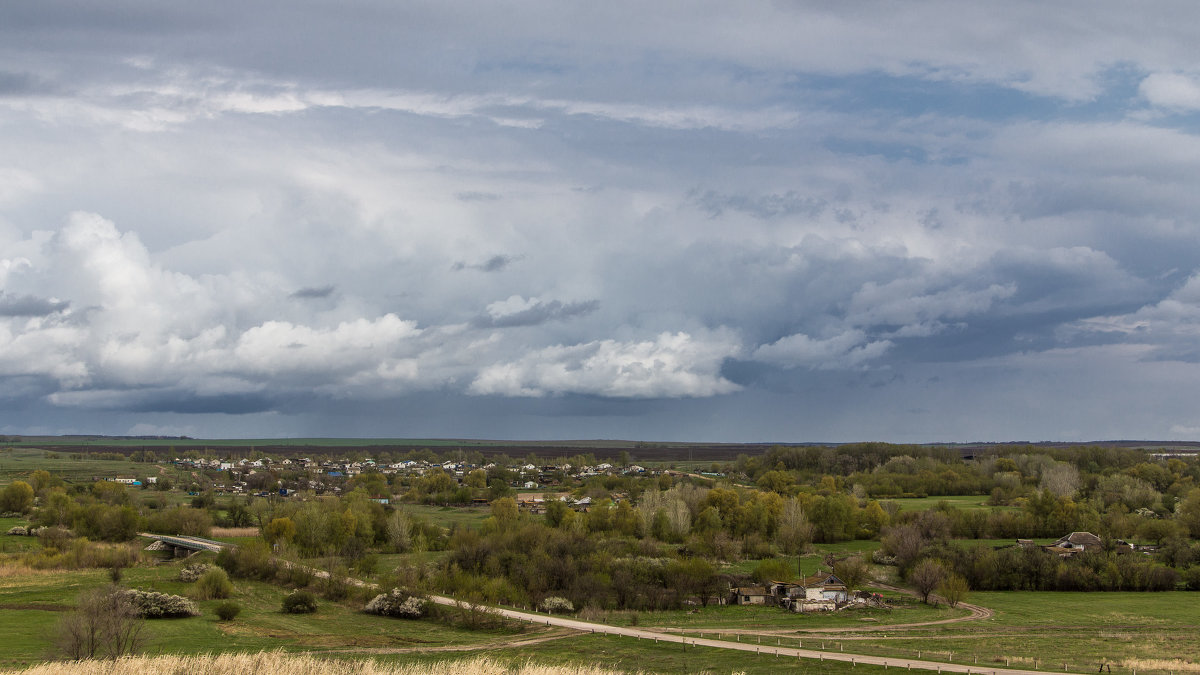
xmin=1 ymin=649 xmax=639 ymax=675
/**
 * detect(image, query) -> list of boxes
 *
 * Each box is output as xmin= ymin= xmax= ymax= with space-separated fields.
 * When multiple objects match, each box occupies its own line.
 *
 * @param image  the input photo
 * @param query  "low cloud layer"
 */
xmin=2 ymin=2 xmax=1200 ymax=441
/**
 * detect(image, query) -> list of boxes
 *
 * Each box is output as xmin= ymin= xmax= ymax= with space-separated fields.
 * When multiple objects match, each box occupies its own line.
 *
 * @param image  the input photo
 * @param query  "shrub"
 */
xmin=37 ymin=526 xmax=74 ymax=551
xmin=364 ymin=588 xmax=429 ymax=618
xmin=214 ymin=601 xmax=242 ymax=621
xmin=145 ymin=506 xmax=213 ymax=537
xmin=216 ymin=540 xmax=275 ymax=580
xmin=6 ymin=526 xmax=28 ymax=536
xmin=120 ymin=589 xmax=200 ymax=618
xmin=1184 ymin=566 xmax=1200 ymax=591
xmin=194 ymin=567 xmax=234 ymax=600
xmin=179 ymin=562 xmax=212 ymax=582
xmin=322 ymin=570 xmax=351 ymax=601
xmin=57 ymin=586 xmax=144 ymax=659
xmin=538 ymin=596 xmax=574 ymax=614
xmin=282 ymin=590 xmax=318 ymax=614
xmin=751 ymin=557 xmax=794 ymax=583
xmin=278 ymin=561 xmax=315 ymax=588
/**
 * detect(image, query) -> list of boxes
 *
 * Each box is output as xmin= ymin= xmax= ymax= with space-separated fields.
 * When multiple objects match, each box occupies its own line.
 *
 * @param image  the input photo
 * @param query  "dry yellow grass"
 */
xmin=2 ymin=650 xmax=638 ymax=675
xmin=0 ymin=561 xmax=61 ymax=583
xmin=209 ymin=527 xmax=260 ymax=538
xmin=1121 ymin=659 xmax=1200 ymax=673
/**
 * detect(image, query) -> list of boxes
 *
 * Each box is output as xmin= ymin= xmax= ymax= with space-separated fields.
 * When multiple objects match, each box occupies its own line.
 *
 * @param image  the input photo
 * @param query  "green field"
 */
xmin=0 ymin=448 xmax=166 ymax=486
xmin=0 ymin=557 xmax=525 ymax=669
xmin=880 ymin=495 xmax=996 ymax=511
xmin=401 ymin=504 xmax=493 ymax=530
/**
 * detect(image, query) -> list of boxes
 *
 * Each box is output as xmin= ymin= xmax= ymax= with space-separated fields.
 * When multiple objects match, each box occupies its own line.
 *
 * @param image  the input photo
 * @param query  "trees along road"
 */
xmin=194 ymin=536 xmax=1057 ymax=675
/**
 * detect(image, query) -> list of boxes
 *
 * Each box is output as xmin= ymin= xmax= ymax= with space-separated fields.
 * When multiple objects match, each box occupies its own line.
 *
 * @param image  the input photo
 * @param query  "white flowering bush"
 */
xmin=538 ymin=596 xmax=573 ymax=614
xmin=364 ymin=588 xmax=430 ymax=618
xmin=6 ymin=526 xmax=27 ymax=536
xmin=120 ymin=589 xmax=200 ymax=618
xmin=178 ymin=562 xmax=212 ymax=582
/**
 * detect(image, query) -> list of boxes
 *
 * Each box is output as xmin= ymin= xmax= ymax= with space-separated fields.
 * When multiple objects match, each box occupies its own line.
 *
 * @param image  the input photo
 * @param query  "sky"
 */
xmin=3 ymin=2 xmax=1200 ymax=443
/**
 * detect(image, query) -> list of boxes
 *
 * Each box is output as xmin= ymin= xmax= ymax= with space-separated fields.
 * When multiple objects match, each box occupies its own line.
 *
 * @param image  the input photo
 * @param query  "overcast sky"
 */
xmin=3 ymin=2 xmax=1200 ymax=442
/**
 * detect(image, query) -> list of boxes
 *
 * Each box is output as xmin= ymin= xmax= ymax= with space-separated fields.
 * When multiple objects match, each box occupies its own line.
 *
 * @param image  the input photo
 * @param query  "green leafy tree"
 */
xmin=937 ymin=573 xmax=969 ymax=608
xmin=1176 ymin=488 xmax=1200 ymax=538
xmin=264 ymin=517 xmax=297 ymax=546
xmin=0 ymin=480 xmax=34 ymax=513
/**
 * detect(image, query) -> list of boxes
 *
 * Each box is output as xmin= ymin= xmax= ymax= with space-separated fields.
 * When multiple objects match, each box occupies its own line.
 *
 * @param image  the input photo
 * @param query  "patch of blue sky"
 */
xmin=783 ymin=64 xmax=1147 ymax=123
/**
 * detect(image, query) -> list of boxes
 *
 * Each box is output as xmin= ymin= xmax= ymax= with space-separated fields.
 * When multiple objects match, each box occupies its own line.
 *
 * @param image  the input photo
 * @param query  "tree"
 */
xmin=465 ymin=469 xmax=487 ymax=489
xmin=669 ymin=557 xmax=719 ymax=606
xmin=751 ymin=557 xmax=794 ymax=583
xmin=1039 ymin=463 xmax=1081 ymax=498
xmin=881 ymin=524 xmax=926 ymax=570
xmin=57 ymin=586 xmax=145 ymax=660
xmin=490 ymin=497 xmax=519 ymax=526
xmin=264 ymin=517 xmax=296 ymax=546
xmin=775 ymin=497 xmax=814 ymax=554
xmin=909 ymin=559 xmax=947 ymax=604
xmin=385 ymin=510 xmax=412 ymax=552
xmin=756 ymin=470 xmax=795 ymax=495
xmin=1176 ymin=488 xmax=1200 ymax=539
xmin=833 ymin=555 xmax=870 ymax=591
xmin=0 ymin=480 xmax=34 ymax=513
xmin=937 ymin=573 xmax=969 ymax=608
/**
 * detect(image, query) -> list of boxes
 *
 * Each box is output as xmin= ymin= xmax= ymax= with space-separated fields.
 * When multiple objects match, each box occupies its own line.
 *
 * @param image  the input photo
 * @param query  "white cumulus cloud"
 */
xmin=470 ymin=330 xmax=742 ymax=398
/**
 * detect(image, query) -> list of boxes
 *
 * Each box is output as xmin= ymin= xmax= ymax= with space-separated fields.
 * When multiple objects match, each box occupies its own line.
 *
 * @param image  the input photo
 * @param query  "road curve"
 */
xmin=425 ymin=595 xmax=1058 ymax=675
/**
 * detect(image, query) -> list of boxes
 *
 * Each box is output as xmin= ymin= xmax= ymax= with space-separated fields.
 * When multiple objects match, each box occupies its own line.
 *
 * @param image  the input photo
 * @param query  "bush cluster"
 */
xmin=193 ymin=567 xmax=234 ymax=600
xmin=538 ymin=596 xmax=574 ymax=614
xmin=25 ymin=539 xmax=141 ymax=570
xmin=282 ymin=590 xmax=318 ymax=614
xmin=6 ymin=526 xmax=28 ymax=536
xmin=216 ymin=541 xmax=276 ymax=580
xmin=364 ymin=588 xmax=429 ymax=618
xmin=178 ymin=563 xmax=212 ymax=582
xmin=214 ymin=601 xmax=242 ymax=621
xmin=120 ymin=589 xmax=200 ymax=618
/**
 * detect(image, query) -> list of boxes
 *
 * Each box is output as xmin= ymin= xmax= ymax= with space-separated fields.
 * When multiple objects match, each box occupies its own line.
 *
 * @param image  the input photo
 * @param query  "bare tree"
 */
xmin=833 ymin=555 xmax=870 ymax=591
xmin=775 ymin=497 xmax=814 ymax=555
xmin=880 ymin=524 xmax=926 ymax=570
xmin=57 ymin=586 xmax=145 ymax=660
xmin=1040 ymin=463 xmax=1081 ymax=498
xmin=909 ymin=558 xmax=946 ymax=605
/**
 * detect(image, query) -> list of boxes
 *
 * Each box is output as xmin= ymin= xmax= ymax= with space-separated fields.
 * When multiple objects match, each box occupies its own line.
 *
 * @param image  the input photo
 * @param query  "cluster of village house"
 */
xmin=1022 ymin=531 xmax=1155 ymax=555
xmin=141 ymin=456 xmax=661 ymax=498
xmin=729 ymin=531 xmax=1153 ymax=614
xmin=730 ymin=572 xmax=857 ymax=612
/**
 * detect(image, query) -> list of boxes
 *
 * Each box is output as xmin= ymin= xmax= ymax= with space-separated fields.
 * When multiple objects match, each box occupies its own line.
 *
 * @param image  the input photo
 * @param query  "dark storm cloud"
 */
xmin=290 ymin=285 xmax=335 ymax=299
xmin=0 ymin=71 xmax=51 ymax=97
xmin=0 ymin=293 xmax=69 ymax=317
xmin=6 ymin=2 xmax=1200 ymax=441
xmin=455 ymin=191 xmax=501 ymax=202
xmin=690 ymin=189 xmax=827 ymax=219
xmin=472 ymin=299 xmax=600 ymax=329
xmin=452 ymin=255 xmax=522 ymax=273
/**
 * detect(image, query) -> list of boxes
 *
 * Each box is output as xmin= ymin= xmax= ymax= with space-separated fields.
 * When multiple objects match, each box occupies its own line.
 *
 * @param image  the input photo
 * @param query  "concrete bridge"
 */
xmin=139 ymin=533 xmax=226 ymax=558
